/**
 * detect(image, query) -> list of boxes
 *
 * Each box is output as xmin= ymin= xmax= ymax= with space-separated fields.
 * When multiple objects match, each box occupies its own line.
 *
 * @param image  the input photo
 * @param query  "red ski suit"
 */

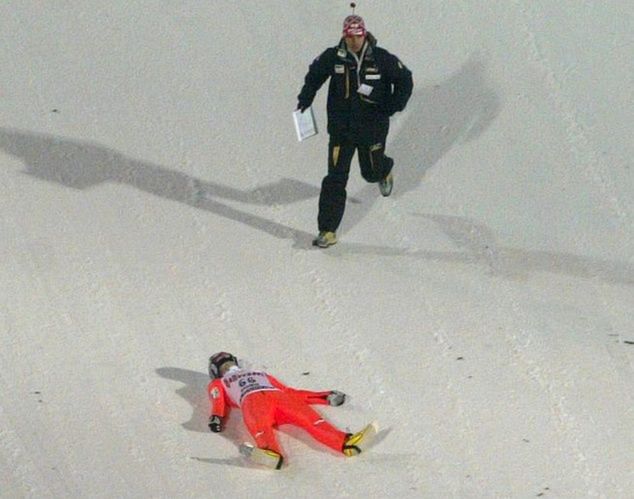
xmin=208 ymin=367 xmax=347 ymax=456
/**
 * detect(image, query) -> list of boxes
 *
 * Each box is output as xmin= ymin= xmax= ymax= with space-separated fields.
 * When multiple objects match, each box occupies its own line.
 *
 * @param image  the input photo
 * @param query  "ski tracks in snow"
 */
xmin=477 ymin=3 xmax=633 ymax=494
xmin=232 ymin=174 xmax=429 ymax=487
xmin=296 ymin=265 xmax=429 ymax=491
xmin=511 ymin=0 xmax=631 ymax=226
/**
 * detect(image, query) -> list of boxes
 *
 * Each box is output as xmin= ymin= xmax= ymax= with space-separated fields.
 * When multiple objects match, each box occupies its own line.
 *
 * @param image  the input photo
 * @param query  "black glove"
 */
xmin=326 ymin=390 xmax=346 ymax=407
xmin=296 ymin=102 xmax=309 ymax=113
xmin=208 ymin=415 xmax=223 ymax=433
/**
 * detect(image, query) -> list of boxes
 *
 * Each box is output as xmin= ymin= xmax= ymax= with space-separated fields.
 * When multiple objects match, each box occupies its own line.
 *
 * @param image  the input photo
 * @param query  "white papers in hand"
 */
xmin=293 ymin=107 xmax=318 ymax=142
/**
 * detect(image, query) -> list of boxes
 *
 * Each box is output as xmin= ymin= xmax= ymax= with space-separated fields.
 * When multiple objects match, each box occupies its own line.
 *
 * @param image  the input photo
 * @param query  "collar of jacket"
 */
xmin=336 ymin=32 xmax=376 ymax=61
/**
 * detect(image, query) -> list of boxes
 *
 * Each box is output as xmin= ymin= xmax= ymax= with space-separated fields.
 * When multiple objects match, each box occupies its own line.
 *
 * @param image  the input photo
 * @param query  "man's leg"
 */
xmin=241 ymin=393 xmax=283 ymax=456
xmin=358 ymin=140 xmax=393 ymax=184
xmin=275 ymin=397 xmax=348 ymax=453
xmin=357 ymin=122 xmax=394 ymax=193
xmin=317 ymin=138 xmax=355 ymax=233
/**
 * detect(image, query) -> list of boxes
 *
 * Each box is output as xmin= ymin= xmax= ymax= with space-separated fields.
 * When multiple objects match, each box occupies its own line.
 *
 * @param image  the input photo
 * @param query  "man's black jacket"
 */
xmin=297 ymin=33 xmax=413 ymax=141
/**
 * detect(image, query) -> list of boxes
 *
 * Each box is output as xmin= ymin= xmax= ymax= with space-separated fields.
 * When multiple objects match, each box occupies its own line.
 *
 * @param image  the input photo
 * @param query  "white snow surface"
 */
xmin=1 ymin=1 xmax=633 ymax=498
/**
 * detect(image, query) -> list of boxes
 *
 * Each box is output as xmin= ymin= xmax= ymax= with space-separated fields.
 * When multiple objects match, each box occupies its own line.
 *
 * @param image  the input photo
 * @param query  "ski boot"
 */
xmin=239 ymin=443 xmax=284 ymax=470
xmin=342 ymin=422 xmax=379 ymax=457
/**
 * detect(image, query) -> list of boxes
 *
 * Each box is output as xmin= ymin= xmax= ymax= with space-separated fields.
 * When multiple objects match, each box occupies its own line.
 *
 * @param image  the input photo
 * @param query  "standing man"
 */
xmin=297 ymin=9 xmax=413 ymax=248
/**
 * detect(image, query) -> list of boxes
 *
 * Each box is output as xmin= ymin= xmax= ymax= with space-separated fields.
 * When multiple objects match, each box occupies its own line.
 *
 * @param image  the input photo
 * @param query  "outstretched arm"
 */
xmin=297 ymin=49 xmax=335 ymax=111
xmin=267 ymin=375 xmax=346 ymax=406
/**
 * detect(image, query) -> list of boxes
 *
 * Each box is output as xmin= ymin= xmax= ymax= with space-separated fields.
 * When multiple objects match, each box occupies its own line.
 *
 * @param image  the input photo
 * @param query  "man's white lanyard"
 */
xmin=349 ymin=42 xmax=369 ymax=89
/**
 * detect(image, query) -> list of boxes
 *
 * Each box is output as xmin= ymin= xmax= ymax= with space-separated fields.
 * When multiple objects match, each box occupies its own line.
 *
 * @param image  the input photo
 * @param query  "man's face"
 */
xmin=218 ymin=360 xmax=237 ymax=377
xmin=345 ymin=35 xmax=365 ymax=53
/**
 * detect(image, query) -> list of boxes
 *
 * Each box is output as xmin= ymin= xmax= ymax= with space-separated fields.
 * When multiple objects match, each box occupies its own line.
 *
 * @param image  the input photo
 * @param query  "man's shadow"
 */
xmin=418 ymin=214 xmax=634 ymax=285
xmin=0 ymin=57 xmax=496 ymax=250
xmin=2 ymin=60 xmax=629 ymax=286
xmin=0 ymin=127 xmax=318 ymax=247
xmin=333 ymin=213 xmax=634 ymax=287
xmin=342 ymin=55 xmax=501 ymax=233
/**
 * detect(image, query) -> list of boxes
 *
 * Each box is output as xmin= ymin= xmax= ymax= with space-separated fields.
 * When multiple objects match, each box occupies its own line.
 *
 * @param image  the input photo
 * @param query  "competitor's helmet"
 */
xmin=208 ymin=351 xmax=238 ymax=379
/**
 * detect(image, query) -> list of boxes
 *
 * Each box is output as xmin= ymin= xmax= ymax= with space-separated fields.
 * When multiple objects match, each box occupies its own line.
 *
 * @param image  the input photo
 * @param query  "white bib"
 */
xmin=221 ymin=368 xmax=278 ymax=405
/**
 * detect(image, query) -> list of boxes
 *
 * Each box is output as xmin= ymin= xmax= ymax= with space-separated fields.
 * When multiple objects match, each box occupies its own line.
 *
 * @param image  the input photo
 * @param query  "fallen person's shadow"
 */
xmin=342 ymin=55 xmax=501 ymax=233
xmin=190 ymin=455 xmax=251 ymax=469
xmin=155 ymin=367 xmax=212 ymax=433
xmin=155 ymin=366 xmax=249 ymax=441
xmin=157 ymin=367 xmax=259 ymax=467
xmin=0 ymin=127 xmax=318 ymax=247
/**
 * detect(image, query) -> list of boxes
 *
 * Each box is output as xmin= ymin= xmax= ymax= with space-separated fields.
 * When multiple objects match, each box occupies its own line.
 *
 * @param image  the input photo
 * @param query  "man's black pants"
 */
xmin=317 ymin=133 xmax=394 ymax=233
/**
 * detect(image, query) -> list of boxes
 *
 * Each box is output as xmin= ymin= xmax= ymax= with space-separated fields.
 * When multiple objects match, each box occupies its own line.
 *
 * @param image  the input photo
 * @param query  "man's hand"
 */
xmin=208 ymin=415 xmax=223 ymax=433
xmin=296 ymin=102 xmax=309 ymax=113
xmin=327 ymin=390 xmax=346 ymax=406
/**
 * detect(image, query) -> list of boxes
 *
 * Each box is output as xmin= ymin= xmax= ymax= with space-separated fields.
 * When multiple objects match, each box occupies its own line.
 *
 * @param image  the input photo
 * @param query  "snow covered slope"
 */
xmin=1 ymin=1 xmax=632 ymax=497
